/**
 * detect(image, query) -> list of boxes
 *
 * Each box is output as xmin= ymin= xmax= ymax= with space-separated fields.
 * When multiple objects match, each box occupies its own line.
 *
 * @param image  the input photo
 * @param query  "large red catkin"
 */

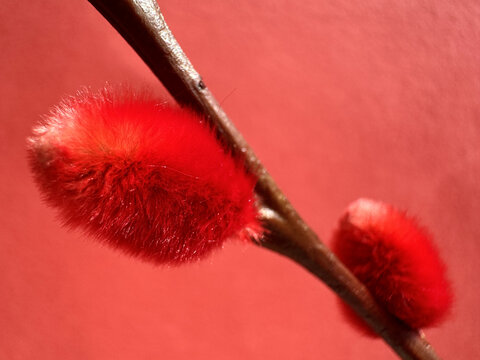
xmin=332 ymin=198 xmax=452 ymax=335
xmin=28 ymin=88 xmax=260 ymax=265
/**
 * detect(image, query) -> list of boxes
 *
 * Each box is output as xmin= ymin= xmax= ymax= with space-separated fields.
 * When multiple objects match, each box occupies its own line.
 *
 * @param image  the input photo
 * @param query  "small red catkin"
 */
xmin=331 ymin=198 xmax=453 ymax=335
xmin=27 ymin=88 xmax=260 ymax=265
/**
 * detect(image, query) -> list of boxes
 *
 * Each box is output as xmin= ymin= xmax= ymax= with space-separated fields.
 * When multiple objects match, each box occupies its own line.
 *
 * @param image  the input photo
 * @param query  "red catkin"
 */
xmin=28 ymin=88 xmax=260 ymax=264
xmin=332 ymin=198 xmax=452 ymax=335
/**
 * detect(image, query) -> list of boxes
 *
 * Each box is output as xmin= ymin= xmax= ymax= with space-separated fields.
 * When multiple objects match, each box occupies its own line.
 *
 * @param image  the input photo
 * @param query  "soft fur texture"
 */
xmin=332 ymin=198 xmax=452 ymax=335
xmin=28 ymin=88 xmax=260 ymax=265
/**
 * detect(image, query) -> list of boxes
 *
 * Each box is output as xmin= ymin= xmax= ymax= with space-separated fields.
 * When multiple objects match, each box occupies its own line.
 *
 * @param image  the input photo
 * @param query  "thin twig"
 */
xmin=86 ymin=1 xmax=442 ymax=359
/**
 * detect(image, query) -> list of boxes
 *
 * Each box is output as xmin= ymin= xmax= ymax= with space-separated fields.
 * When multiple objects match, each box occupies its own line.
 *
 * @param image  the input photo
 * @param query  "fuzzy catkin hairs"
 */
xmin=332 ymin=198 xmax=453 ymax=335
xmin=28 ymin=87 xmax=261 ymax=265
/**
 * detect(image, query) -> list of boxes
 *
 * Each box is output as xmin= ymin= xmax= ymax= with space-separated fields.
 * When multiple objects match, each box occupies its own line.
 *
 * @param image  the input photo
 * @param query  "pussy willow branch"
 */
xmin=87 ymin=1 xmax=441 ymax=359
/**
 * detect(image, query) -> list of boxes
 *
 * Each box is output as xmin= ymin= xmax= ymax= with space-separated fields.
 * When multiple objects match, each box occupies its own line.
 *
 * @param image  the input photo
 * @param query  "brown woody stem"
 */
xmin=86 ymin=1 xmax=441 ymax=359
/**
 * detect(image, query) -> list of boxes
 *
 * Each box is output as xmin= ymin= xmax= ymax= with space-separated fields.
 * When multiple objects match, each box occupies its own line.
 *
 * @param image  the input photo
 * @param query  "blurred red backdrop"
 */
xmin=1 ymin=1 xmax=479 ymax=359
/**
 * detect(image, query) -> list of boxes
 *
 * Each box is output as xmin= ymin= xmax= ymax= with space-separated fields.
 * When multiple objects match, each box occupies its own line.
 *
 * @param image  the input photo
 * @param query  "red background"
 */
xmin=1 ymin=1 xmax=479 ymax=359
